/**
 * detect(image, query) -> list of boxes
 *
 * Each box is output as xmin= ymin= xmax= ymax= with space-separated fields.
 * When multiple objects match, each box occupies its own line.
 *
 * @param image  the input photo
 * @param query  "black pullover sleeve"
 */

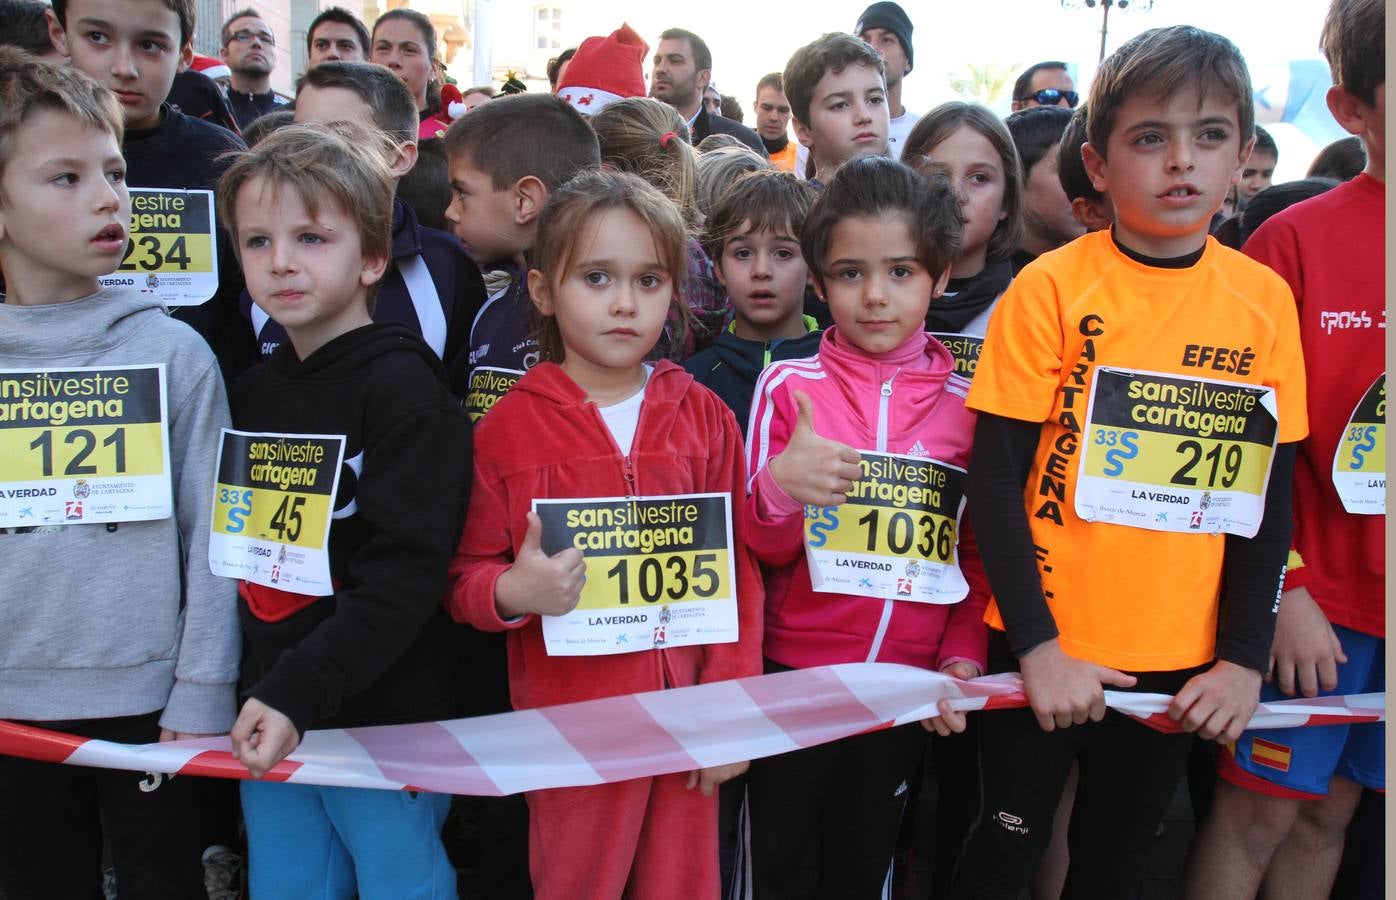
xmin=1215 ymin=442 xmax=1297 ymax=673
xmin=966 ymin=413 xmax=1060 ymax=657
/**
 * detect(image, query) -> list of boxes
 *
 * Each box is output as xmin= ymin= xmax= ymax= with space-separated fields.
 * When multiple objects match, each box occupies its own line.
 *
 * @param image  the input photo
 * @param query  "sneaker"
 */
xmin=202 ymin=845 xmax=244 ymax=900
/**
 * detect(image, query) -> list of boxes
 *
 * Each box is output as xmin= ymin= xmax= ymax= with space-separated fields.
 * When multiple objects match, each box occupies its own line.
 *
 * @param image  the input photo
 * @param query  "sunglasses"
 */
xmin=1018 ymin=88 xmax=1079 ymax=107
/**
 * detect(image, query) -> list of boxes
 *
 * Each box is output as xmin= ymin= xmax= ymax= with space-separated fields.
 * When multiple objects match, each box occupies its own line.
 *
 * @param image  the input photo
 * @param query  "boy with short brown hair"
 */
xmin=781 ymin=33 xmax=889 ymax=186
xmin=952 ymin=26 xmax=1307 ymax=898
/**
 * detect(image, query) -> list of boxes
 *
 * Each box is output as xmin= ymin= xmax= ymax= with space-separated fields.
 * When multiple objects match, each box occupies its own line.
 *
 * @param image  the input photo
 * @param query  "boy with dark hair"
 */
xmin=1056 ymin=104 xmax=1113 ymax=231
xmin=782 ymin=32 xmax=889 ymax=187
xmin=0 ymin=49 xmax=237 ymax=897
xmin=1185 ymin=2 xmax=1385 ymax=897
xmin=49 ymin=0 xmax=257 ymax=384
xmin=0 ymin=0 xmax=62 ymax=58
xmin=241 ymin=61 xmax=485 ymax=386
xmin=1005 ymin=105 xmax=1082 ymax=269
xmin=684 ymin=169 xmax=820 ymax=433
xmin=952 ymin=25 xmax=1307 ymax=898
xmin=306 ymin=6 xmax=369 ymax=68
xmin=218 ymin=123 xmax=470 ymax=898
xmin=1239 ymin=124 xmax=1278 ymax=202
xmin=442 ymin=91 xmax=601 ymax=421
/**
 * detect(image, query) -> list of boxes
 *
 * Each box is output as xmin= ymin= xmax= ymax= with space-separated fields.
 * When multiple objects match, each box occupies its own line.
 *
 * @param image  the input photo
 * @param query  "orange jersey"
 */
xmin=767 ymin=140 xmax=798 ymax=174
xmin=967 ymin=231 xmax=1307 ymax=671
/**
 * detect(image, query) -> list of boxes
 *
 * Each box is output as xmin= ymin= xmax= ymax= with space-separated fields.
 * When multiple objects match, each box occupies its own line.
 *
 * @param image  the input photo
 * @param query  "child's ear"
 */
xmin=792 ymin=119 xmax=814 ymax=149
xmin=1081 ymin=141 xmax=1108 ymax=196
xmin=807 ymin=271 xmax=826 ymax=302
xmin=387 ymin=140 xmax=419 ymax=180
xmin=712 ymin=254 xmax=728 ymax=288
xmin=1232 ymin=134 xmax=1256 ymax=184
xmin=359 ymin=251 xmax=389 ymax=288
xmin=1326 ymin=85 xmax=1376 ymax=140
xmin=514 ymin=176 xmax=548 ymax=227
xmin=930 ymin=266 xmax=952 ymax=299
xmin=46 ymin=8 xmax=70 ymax=56
xmin=179 ymin=41 xmax=193 ymax=72
xmin=1071 ymin=197 xmax=1112 ymax=232
xmin=526 ymin=268 xmax=553 ymax=315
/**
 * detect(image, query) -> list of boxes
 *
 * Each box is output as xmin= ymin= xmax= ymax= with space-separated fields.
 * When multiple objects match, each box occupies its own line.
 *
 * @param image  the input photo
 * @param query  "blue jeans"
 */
xmin=241 ymin=780 xmax=456 ymax=899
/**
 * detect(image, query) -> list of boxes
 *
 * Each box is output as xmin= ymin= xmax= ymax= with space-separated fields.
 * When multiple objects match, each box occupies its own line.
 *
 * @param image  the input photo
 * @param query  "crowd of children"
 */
xmin=0 ymin=0 xmax=1383 ymax=898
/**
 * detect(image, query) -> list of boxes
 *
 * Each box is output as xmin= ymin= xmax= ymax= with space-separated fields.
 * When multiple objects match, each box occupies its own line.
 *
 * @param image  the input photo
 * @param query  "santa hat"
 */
xmin=190 ymin=54 xmax=231 ymax=82
xmin=556 ymin=23 xmax=648 ymax=115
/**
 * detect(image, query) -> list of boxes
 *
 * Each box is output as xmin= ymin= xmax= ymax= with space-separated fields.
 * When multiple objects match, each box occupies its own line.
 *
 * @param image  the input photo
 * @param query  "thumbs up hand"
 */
xmin=494 ymin=511 xmax=587 ymax=619
xmin=766 ymin=391 xmax=864 ymax=507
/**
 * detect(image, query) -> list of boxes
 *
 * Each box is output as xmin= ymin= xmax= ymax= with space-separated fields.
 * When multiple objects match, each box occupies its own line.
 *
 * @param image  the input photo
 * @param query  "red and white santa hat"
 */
xmin=555 ymin=23 xmax=648 ymax=115
xmin=190 ymin=54 xmax=231 ymax=82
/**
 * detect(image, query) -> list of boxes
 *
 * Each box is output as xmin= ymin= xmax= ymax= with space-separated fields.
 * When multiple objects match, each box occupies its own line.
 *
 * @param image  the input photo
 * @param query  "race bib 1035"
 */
xmin=208 ymin=430 xmax=345 ymax=595
xmin=1333 ymin=373 xmax=1384 ymax=515
xmin=1076 ymin=367 xmax=1279 ymax=537
xmin=804 ymin=451 xmax=969 ymax=604
xmin=533 ymin=493 xmax=739 ymax=656
xmin=0 ymin=365 xmax=171 ymax=525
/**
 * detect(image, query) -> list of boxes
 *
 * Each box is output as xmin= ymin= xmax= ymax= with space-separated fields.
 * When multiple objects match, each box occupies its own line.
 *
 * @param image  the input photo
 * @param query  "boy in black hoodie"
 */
xmin=49 ymin=0 xmax=257 ymax=385
xmin=216 ymin=124 xmax=470 ymax=898
xmin=684 ymin=169 xmax=822 ymax=435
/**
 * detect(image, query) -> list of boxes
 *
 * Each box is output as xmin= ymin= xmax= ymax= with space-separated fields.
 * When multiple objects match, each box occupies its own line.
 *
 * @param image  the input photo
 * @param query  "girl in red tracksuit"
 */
xmin=448 ymin=169 xmax=763 ymax=899
xmin=739 ymin=156 xmax=991 ymax=898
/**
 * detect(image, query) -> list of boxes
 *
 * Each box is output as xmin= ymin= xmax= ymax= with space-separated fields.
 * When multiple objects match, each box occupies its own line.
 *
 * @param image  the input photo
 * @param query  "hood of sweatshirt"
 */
xmin=0 ymin=288 xmax=173 ymax=361
xmin=266 ymin=321 xmax=449 ymax=386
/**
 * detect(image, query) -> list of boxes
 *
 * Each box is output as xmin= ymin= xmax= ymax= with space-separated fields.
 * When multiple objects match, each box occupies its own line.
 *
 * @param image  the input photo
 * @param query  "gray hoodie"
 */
xmin=0 ymin=289 xmax=239 ymax=734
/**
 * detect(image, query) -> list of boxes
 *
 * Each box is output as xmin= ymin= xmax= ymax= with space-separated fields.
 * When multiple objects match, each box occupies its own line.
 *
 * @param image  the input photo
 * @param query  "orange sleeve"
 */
xmin=1258 ymin=273 xmax=1309 ymax=444
xmin=965 ymin=265 xmax=1067 ymax=424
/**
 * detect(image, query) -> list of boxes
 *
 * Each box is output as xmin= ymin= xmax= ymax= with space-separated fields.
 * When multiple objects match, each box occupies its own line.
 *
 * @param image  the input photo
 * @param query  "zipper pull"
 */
xmin=881 ymin=378 xmax=894 ymax=397
xmin=623 ymin=456 xmax=637 ymax=498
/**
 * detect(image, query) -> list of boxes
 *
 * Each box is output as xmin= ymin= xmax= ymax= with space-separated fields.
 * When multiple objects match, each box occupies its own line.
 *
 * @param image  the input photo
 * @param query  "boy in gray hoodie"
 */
xmin=0 ymin=50 xmax=238 ymax=898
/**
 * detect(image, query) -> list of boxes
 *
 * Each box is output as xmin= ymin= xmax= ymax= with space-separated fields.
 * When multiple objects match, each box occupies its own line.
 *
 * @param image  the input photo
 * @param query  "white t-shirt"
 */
xmin=597 ymin=365 xmax=652 ymax=456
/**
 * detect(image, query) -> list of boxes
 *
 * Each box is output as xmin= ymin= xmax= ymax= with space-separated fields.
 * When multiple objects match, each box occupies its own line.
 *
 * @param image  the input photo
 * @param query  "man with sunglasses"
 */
xmin=1011 ymin=61 xmax=1078 ymax=111
xmin=221 ymin=8 xmax=288 ymax=131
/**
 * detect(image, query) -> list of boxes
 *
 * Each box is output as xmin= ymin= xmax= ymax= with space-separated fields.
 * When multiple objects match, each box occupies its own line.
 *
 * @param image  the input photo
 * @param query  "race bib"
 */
xmin=804 ymin=451 xmax=969 ymax=604
xmin=1332 ymin=373 xmax=1385 ymax=515
xmin=208 ymin=430 xmax=345 ymax=595
xmin=930 ymin=333 xmax=983 ymax=380
xmin=465 ymin=366 xmax=522 ymax=423
xmin=100 ymin=188 xmax=218 ymax=307
xmin=0 ymin=365 xmax=171 ymax=525
xmin=1077 ymin=368 xmax=1279 ymax=537
xmin=533 ymin=493 xmax=739 ymax=656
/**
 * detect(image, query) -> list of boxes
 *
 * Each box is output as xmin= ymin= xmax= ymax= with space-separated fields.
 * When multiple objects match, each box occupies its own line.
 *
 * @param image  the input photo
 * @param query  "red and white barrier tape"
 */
xmin=0 ymin=665 xmax=1382 ymax=795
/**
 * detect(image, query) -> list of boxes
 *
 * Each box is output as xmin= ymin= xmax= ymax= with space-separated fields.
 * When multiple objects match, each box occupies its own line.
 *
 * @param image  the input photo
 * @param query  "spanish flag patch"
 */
xmin=1250 ymin=737 xmax=1292 ymax=773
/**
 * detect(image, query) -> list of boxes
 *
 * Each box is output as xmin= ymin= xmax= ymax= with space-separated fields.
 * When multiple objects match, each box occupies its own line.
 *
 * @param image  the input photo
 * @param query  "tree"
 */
xmin=949 ymin=62 xmax=1019 ymax=107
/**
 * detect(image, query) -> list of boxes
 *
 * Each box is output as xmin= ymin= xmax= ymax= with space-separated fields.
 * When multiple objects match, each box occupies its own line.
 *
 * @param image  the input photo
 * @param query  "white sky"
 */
xmin=564 ymin=0 xmax=1335 ymax=179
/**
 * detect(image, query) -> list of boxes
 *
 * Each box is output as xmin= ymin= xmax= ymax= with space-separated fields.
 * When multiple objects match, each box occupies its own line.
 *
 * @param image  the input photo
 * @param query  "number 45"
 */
xmin=269 ymin=495 xmax=304 ymax=542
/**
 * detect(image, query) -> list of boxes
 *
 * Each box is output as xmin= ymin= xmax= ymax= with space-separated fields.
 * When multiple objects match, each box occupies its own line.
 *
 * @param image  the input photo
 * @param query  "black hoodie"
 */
xmin=230 ymin=323 xmax=471 ymax=736
xmin=683 ymin=319 xmax=823 ymax=437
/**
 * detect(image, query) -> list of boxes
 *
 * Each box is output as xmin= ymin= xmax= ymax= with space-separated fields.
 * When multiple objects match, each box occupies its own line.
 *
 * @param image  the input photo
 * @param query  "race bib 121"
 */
xmin=208 ymin=430 xmax=345 ymax=595
xmin=0 ymin=365 xmax=172 ymax=525
xmin=533 ymin=493 xmax=739 ymax=656
xmin=100 ymin=188 xmax=218 ymax=307
xmin=1076 ymin=368 xmax=1279 ymax=537
xmin=804 ymin=451 xmax=969 ymax=604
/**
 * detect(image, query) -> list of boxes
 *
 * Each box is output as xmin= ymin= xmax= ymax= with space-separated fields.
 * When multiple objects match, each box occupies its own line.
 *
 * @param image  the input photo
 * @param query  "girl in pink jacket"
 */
xmin=741 ymin=156 xmax=990 ymax=897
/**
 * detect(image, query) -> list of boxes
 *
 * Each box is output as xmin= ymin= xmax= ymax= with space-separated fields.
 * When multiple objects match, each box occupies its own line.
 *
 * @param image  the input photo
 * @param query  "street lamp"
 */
xmin=1062 ymin=0 xmax=1157 ymax=62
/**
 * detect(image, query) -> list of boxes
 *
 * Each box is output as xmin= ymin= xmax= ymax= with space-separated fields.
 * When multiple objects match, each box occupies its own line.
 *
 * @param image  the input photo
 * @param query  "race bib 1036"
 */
xmin=0 ymin=365 xmax=171 ymax=525
xmin=99 ymin=188 xmax=218 ymax=307
xmin=533 ymin=493 xmax=739 ymax=656
xmin=804 ymin=451 xmax=969 ymax=604
xmin=208 ymin=430 xmax=345 ymax=595
xmin=1333 ymin=373 xmax=1384 ymax=515
xmin=1076 ymin=367 xmax=1279 ymax=537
